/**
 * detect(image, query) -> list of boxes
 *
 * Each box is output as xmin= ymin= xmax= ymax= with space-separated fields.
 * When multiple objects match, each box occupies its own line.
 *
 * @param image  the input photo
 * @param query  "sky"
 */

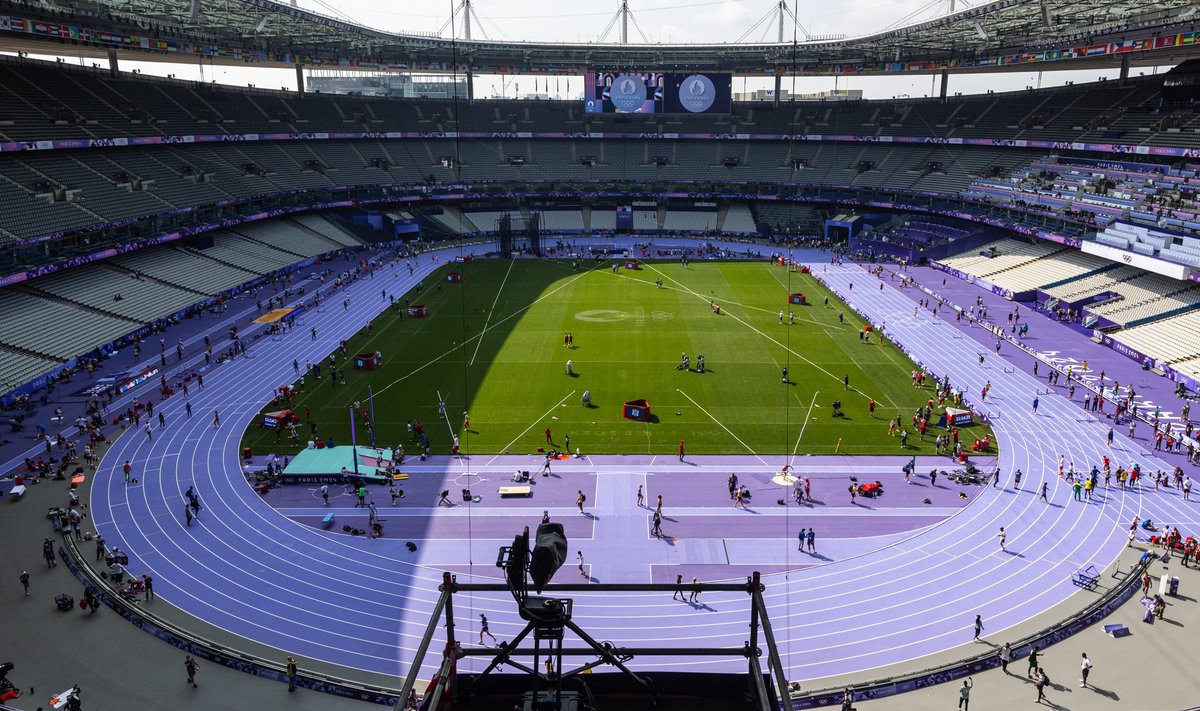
xmin=292 ymin=0 xmax=968 ymax=45
xmin=9 ymin=0 xmax=1177 ymax=99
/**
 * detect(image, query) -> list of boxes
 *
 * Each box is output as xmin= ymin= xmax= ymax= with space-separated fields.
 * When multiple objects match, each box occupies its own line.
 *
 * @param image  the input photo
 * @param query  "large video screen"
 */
xmin=584 ymin=72 xmax=731 ymax=114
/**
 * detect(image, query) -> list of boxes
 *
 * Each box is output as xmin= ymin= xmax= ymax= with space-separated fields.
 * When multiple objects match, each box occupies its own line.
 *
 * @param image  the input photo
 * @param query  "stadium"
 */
xmin=1 ymin=0 xmax=1199 ymax=709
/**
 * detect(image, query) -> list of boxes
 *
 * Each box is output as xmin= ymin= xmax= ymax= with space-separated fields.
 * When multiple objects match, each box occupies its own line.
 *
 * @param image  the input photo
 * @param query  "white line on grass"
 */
xmin=490 ymin=390 xmax=577 ymax=457
xmin=760 ymin=265 xmax=834 ymax=328
xmin=641 ymin=263 xmax=829 ymax=328
xmin=645 ymin=263 xmax=894 ymax=409
xmin=790 ymin=390 xmax=819 ymax=466
xmin=371 ymin=268 xmax=596 ymax=399
xmin=645 ymin=263 xmax=841 ymax=383
xmin=468 ymin=258 xmax=514 ymax=367
xmin=675 ymin=388 xmax=769 ymax=466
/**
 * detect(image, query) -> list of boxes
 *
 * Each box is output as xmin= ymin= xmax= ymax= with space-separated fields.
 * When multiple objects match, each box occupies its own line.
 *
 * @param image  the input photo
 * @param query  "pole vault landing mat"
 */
xmin=280 ymin=444 xmax=394 ymax=483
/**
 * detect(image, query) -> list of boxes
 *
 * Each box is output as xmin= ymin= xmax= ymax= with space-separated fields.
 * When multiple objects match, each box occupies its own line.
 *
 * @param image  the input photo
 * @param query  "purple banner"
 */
xmin=970 ymin=275 xmax=1014 ymax=300
xmin=1161 ymin=363 xmax=1200 ymax=393
xmin=1058 ymin=156 xmax=1171 ymax=174
xmin=930 ymin=262 xmax=974 ymax=284
xmin=1099 ymin=334 xmax=1157 ymax=367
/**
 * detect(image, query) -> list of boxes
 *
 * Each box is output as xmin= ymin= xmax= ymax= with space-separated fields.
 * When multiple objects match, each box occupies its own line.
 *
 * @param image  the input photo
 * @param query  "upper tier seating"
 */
xmin=1 ymin=58 xmax=1183 ymax=149
xmin=971 ymin=156 xmax=1200 ymax=242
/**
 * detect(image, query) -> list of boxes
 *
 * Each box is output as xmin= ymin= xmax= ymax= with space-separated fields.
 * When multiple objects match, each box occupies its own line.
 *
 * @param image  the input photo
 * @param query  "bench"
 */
xmin=392 ymin=472 xmax=408 ymax=481
xmin=321 ymin=513 xmax=335 ymax=528
xmin=1071 ymin=564 xmax=1100 ymax=589
xmin=498 ymin=485 xmax=532 ymax=498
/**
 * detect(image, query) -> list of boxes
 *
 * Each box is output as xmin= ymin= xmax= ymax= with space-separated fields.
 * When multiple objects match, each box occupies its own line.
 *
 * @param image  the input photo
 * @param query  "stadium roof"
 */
xmin=5 ymin=0 xmax=1200 ymax=74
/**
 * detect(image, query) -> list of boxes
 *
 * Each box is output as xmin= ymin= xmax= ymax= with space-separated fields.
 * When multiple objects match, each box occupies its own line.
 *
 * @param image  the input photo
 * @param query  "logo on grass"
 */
xmin=575 ymin=309 xmax=630 ymax=322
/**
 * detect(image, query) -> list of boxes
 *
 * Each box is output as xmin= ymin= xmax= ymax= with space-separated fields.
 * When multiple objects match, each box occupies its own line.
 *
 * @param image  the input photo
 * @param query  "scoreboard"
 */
xmin=584 ymin=72 xmax=732 ymax=114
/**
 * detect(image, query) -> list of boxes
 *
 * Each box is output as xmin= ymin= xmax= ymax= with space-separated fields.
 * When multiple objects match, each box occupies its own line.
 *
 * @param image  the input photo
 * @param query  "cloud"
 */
xmin=294 ymin=0 xmax=959 ymax=44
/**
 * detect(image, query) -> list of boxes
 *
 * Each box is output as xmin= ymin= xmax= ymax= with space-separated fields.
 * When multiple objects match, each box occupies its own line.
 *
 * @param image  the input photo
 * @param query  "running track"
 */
xmin=88 ymin=252 xmax=1198 ymax=684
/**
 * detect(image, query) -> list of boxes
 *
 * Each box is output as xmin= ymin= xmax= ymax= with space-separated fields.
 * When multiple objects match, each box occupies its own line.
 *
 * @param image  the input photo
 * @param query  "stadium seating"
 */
xmin=589 ymin=207 xmax=617 ymax=231
xmin=0 ymin=347 xmax=63 ymax=392
xmin=663 ymin=210 xmax=718 ymax=232
xmin=462 ymin=210 xmax=515 ymax=235
xmin=184 ymin=234 xmax=300 ymax=274
xmin=537 ymin=209 xmax=585 ymax=232
xmin=5 ymin=55 xmax=1200 ymax=395
xmin=113 ymin=246 xmax=258 ymax=295
xmin=720 ymin=204 xmax=757 ymax=234
xmin=1169 ymin=354 xmax=1200 ymax=381
xmin=289 ymin=215 xmax=364 ymax=247
xmin=0 ymin=290 xmax=134 ymax=361
xmin=938 ymin=239 xmax=1062 ymax=279
xmin=0 ymin=55 xmax=1188 ymax=151
xmin=230 ymin=220 xmax=352 ymax=258
xmin=1087 ymin=273 xmax=1200 ymax=326
xmin=970 ymin=249 xmax=1111 ymax=295
xmin=418 ymin=206 xmax=478 ymax=237
xmin=1111 ymin=311 xmax=1200 ymax=372
xmin=32 ymin=264 xmax=200 ymax=322
xmin=754 ymin=204 xmax=826 ymax=235
xmin=633 ymin=210 xmax=659 ymax=232
xmin=1042 ymin=264 xmax=1144 ymax=302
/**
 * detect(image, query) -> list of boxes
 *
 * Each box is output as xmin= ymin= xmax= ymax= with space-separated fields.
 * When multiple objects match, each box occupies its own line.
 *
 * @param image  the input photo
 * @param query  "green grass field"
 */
xmin=244 ymin=259 xmax=991 ymax=457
